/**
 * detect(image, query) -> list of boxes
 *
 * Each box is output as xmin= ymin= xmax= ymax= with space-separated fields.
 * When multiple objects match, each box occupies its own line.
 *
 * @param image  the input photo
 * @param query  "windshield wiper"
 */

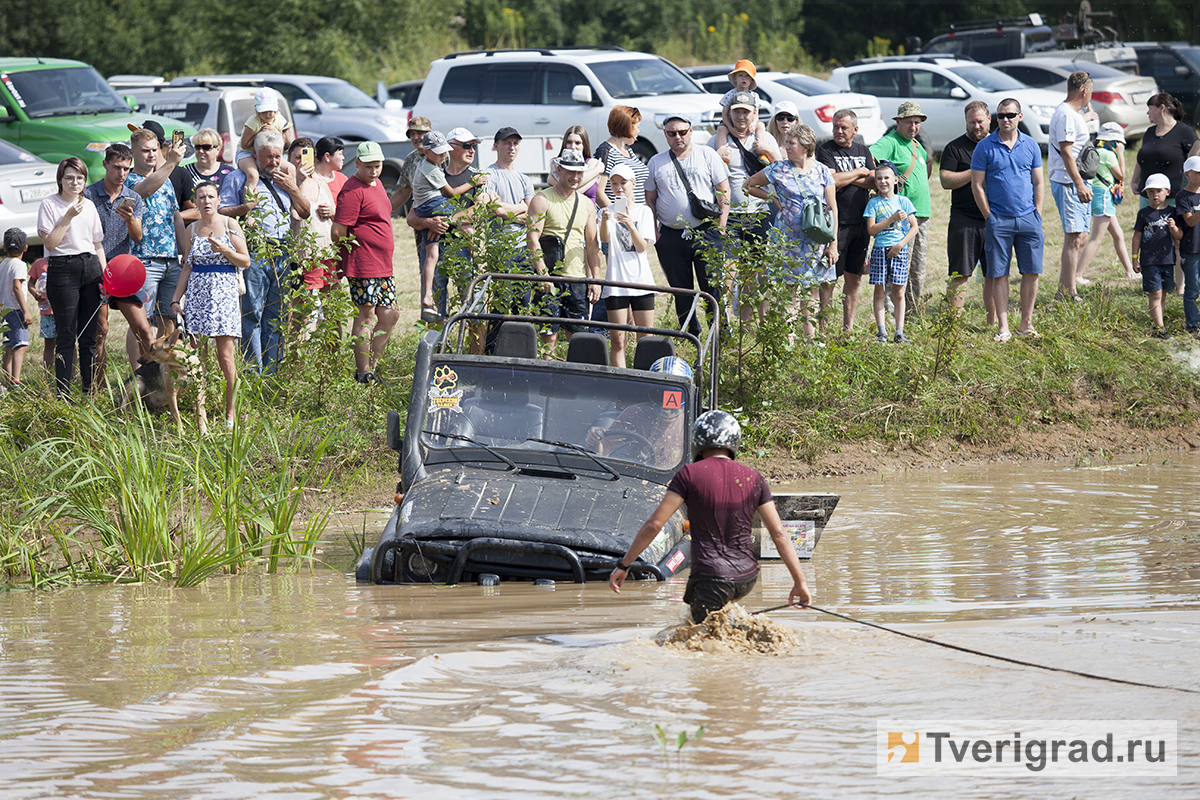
xmin=526 ymin=438 xmax=621 ymax=481
xmin=423 ymin=429 xmax=517 ymax=471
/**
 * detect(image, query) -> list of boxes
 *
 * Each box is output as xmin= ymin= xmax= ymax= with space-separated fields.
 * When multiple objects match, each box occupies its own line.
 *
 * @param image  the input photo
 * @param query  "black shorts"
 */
xmin=604 ymin=293 xmax=655 ymax=312
xmin=683 ymin=574 xmax=758 ymax=623
xmin=947 ymin=213 xmax=988 ymax=278
xmin=836 ymin=222 xmax=870 ymax=277
xmin=544 ymin=282 xmax=589 ymax=334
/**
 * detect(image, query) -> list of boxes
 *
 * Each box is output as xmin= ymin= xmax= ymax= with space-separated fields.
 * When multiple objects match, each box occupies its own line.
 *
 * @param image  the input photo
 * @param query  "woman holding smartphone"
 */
xmin=37 ymin=156 xmax=107 ymax=397
xmin=598 ymin=164 xmax=656 ymax=368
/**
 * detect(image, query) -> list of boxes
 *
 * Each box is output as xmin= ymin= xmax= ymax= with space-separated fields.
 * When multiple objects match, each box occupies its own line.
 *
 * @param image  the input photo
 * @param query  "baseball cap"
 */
xmin=423 ymin=131 xmax=452 ymax=155
xmin=255 ymin=88 xmax=279 ymax=113
xmin=875 ymin=159 xmax=899 ymax=176
xmin=610 ymin=163 xmax=637 ymax=183
xmin=494 ymin=126 xmax=522 ymax=142
xmin=555 ymin=149 xmax=587 ymax=171
xmin=663 ymin=114 xmax=693 ymax=128
xmin=127 ymin=119 xmax=166 ymax=144
xmin=356 ymin=141 xmax=384 ymax=163
xmin=1097 ymin=122 xmax=1126 ymax=143
xmin=407 ymin=116 xmax=432 ymax=134
xmin=1184 ymin=156 xmax=1200 ymax=174
xmin=730 ymin=92 xmax=758 ymax=112
xmin=3 ymin=227 xmax=26 ymax=253
xmin=446 ymin=127 xmax=482 ymax=145
xmin=893 ymin=101 xmax=928 ymax=121
xmin=1142 ymin=173 xmax=1171 ymax=192
xmin=773 ymin=101 xmax=800 ymax=119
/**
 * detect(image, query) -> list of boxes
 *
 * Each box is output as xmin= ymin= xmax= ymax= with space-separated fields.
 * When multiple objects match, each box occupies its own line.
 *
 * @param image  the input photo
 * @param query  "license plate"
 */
xmin=1132 ymin=92 xmax=1152 ymax=104
xmin=19 ymin=184 xmax=55 ymax=203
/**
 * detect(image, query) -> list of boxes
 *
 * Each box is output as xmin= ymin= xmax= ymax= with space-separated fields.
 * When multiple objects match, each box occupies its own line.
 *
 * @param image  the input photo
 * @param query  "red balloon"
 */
xmin=104 ymin=254 xmax=146 ymax=297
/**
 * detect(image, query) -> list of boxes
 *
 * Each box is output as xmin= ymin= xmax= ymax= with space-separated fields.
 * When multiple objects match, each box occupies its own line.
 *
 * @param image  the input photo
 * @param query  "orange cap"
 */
xmin=728 ymin=59 xmax=758 ymax=86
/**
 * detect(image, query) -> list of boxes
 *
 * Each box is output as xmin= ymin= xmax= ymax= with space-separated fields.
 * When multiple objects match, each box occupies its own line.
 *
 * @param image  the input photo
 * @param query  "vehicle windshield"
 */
xmin=1069 ymin=62 xmax=1128 ymax=79
xmin=0 ymin=139 xmax=43 ymax=166
xmin=1175 ymin=47 xmax=1200 ymax=73
xmin=948 ymin=65 xmax=1027 ymax=92
xmin=307 ymin=81 xmax=380 ymax=109
xmin=421 ymin=362 xmax=689 ymax=470
xmin=589 ymin=59 xmax=704 ymax=98
xmin=4 ymin=67 xmax=131 ymax=118
xmin=773 ymin=75 xmax=840 ymax=96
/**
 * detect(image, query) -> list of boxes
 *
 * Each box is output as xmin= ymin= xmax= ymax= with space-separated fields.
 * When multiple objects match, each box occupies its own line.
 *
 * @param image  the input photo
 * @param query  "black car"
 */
xmin=356 ymin=274 xmax=839 ymax=585
xmin=1127 ymin=42 xmax=1200 ymax=124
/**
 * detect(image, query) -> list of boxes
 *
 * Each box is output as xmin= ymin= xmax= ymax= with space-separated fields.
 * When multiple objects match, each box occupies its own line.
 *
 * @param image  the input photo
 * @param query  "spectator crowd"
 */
xmin=5 ymin=68 xmax=1200 ymax=405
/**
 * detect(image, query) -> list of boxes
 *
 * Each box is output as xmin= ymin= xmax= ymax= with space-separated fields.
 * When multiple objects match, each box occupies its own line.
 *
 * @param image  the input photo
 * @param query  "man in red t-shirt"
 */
xmin=332 ymin=141 xmax=397 ymax=384
xmin=610 ymin=411 xmax=812 ymax=622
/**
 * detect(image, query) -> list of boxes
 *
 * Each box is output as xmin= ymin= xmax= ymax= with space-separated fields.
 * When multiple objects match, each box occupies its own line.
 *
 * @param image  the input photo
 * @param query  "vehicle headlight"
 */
xmin=1027 ymin=105 xmax=1056 ymax=118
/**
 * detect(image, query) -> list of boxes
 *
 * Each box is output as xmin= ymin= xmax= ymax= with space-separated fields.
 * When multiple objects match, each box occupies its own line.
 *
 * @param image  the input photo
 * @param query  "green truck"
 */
xmin=0 ymin=57 xmax=194 ymax=181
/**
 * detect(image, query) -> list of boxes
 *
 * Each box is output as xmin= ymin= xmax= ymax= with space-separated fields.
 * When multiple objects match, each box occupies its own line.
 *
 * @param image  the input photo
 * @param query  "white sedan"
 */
xmin=0 ymin=140 xmax=56 ymax=248
xmin=694 ymin=70 xmax=886 ymax=144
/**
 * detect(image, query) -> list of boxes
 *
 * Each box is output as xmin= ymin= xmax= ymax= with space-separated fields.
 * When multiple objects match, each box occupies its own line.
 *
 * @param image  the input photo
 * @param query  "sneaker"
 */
xmin=355 ymin=371 xmax=375 ymax=384
xmin=1153 ymin=327 xmax=1169 ymax=339
xmin=875 ymin=332 xmax=888 ymax=343
xmin=893 ymin=332 xmax=910 ymax=344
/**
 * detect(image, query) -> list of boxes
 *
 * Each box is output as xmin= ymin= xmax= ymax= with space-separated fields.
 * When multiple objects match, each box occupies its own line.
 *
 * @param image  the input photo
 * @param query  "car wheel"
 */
xmin=380 ymin=165 xmax=401 ymax=196
xmin=632 ymin=140 xmax=656 ymax=165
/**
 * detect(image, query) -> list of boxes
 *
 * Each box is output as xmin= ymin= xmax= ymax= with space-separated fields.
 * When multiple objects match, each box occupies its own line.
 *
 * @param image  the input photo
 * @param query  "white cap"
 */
xmin=1184 ymin=156 xmax=1200 ymax=174
xmin=446 ymin=127 xmax=481 ymax=145
xmin=610 ymin=163 xmax=637 ymax=183
xmin=1143 ymin=173 xmax=1171 ymax=192
xmin=773 ymin=101 xmax=799 ymax=120
xmin=254 ymin=88 xmax=279 ymax=113
xmin=1097 ymin=122 xmax=1125 ymax=143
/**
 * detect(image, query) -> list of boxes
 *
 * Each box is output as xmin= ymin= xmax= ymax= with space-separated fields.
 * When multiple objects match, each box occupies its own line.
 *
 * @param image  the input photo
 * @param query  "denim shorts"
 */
xmin=984 ymin=212 xmax=1045 ymax=278
xmin=1052 ymin=182 xmax=1092 ymax=234
xmin=140 ymin=256 xmax=181 ymax=319
xmin=1141 ymin=264 xmax=1175 ymax=294
xmin=2 ymin=309 xmax=29 ymax=349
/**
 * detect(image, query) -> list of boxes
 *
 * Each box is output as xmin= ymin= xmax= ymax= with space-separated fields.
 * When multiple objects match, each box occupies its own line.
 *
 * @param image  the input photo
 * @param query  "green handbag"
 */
xmin=801 ymin=199 xmax=835 ymax=244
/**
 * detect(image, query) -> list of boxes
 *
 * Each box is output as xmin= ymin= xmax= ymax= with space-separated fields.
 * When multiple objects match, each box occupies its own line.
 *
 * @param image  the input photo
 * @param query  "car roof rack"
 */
xmin=170 ymin=77 xmax=265 ymax=88
xmin=843 ymin=54 xmax=977 ymax=67
xmin=442 ymin=46 xmax=626 ymax=60
xmin=942 ymin=14 xmax=1046 ymax=33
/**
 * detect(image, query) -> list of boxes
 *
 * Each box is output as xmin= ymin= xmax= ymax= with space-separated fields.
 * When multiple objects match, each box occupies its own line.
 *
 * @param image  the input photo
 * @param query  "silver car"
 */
xmin=990 ymin=57 xmax=1158 ymax=141
xmin=0 ymin=140 xmax=56 ymax=248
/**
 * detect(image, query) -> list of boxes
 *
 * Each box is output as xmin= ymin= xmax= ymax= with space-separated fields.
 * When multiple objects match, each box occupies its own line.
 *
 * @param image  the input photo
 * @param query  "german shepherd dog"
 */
xmin=120 ymin=318 xmax=186 ymax=428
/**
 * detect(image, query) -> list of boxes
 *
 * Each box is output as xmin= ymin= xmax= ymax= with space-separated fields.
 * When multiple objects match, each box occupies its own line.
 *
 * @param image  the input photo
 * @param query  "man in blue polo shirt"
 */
xmin=970 ymin=98 xmax=1045 ymax=343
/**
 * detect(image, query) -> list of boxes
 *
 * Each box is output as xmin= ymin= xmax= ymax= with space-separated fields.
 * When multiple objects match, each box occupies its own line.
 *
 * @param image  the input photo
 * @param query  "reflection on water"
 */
xmin=2 ymin=455 xmax=1199 ymax=798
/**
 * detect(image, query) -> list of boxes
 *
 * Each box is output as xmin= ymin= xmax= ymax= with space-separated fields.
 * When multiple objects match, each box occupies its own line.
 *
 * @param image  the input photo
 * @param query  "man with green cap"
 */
xmin=333 ymin=141 xmax=398 ymax=384
xmin=871 ymin=101 xmax=932 ymax=314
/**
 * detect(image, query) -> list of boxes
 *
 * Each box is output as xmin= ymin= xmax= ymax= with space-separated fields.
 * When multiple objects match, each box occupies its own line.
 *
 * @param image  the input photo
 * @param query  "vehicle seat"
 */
xmin=493 ymin=322 xmax=538 ymax=359
xmin=464 ymin=388 xmax=544 ymax=446
xmin=632 ymin=336 xmax=674 ymax=371
xmin=566 ymin=333 xmax=607 ymax=365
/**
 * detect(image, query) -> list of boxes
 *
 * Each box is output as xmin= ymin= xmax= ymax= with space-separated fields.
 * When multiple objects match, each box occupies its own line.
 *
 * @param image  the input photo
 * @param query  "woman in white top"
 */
xmin=36 ymin=157 xmax=107 ymax=397
xmin=598 ymin=164 xmax=657 ymax=368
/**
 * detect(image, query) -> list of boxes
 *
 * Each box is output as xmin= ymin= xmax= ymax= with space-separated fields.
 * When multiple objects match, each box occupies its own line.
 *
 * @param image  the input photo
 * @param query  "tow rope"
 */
xmin=753 ymin=603 xmax=1200 ymax=695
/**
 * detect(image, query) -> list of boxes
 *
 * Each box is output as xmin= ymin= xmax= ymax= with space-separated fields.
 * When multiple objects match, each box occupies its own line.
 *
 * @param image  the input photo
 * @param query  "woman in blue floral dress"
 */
xmin=170 ymin=181 xmax=250 ymax=430
xmin=745 ymin=123 xmax=839 ymax=338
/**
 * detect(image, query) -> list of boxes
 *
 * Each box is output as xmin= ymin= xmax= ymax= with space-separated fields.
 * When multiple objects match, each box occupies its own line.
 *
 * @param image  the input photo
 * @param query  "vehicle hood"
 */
xmin=18 ymin=110 xmax=186 ymax=145
xmin=984 ymin=88 xmax=1065 ymax=114
xmin=636 ymin=94 xmax=723 ymax=129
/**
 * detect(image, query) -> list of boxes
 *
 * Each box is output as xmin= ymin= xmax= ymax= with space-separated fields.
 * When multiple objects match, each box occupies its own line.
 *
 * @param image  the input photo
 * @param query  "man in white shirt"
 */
xmin=1048 ymin=71 xmax=1096 ymax=301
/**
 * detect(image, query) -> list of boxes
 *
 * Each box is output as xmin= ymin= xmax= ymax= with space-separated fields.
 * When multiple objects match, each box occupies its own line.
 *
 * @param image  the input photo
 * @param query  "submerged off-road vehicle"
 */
xmin=356 ymin=274 xmax=838 ymax=585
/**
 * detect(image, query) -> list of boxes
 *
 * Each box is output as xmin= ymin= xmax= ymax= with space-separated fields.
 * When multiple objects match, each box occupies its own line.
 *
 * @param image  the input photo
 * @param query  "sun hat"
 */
xmin=1097 ymin=122 xmax=1126 ymax=143
xmin=893 ymin=101 xmax=927 ymax=121
xmin=356 ymin=141 xmax=384 ymax=163
xmin=610 ymin=163 xmax=638 ymax=183
xmin=730 ymin=91 xmax=758 ymax=112
xmin=446 ymin=127 xmax=482 ymax=145
xmin=1184 ymin=156 xmax=1200 ymax=174
xmin=555 ymin=149 xmax=587 ymax=171
xmin=254 ymin=88 xmax=279 ymax=113
xmin=422 ymin=131 xmax=452 ymax=155
xmin=1142 ymin=173 xmax=1171 ymax=193
xmin=727 ymin=60 xmax=758 ymax=88
xmin=407 ymin=116 xmax=432 ymax=134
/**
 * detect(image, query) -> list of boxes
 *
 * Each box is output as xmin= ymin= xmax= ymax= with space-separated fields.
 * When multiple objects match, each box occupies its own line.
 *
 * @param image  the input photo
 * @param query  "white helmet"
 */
xmin=693 ymin=410 xmax=741 ymax=460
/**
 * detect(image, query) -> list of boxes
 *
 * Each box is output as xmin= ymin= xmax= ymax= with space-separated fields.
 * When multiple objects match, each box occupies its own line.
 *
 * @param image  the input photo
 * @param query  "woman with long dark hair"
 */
xmin=1133 ymin=92 xmax=1200 ymax=203
xmin=36 ymin=157 xmax=106 ymax=396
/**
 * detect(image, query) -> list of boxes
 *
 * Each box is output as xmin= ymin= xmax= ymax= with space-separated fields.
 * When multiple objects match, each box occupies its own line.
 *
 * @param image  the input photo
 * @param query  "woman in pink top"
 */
xmin=36 ymin=157 xmax=107 ymax=397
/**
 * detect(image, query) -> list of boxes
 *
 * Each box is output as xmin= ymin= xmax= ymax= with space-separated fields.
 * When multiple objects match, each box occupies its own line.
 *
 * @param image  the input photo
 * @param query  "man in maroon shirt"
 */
xmin=333 ymin=141 xmax=397 ymax=383
xmin=610 ymin=410 xmax=812 ymax=622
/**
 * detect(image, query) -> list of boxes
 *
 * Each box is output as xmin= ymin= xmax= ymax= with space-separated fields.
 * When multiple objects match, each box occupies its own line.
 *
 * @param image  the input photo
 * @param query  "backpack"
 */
xmin=1075 ymin=138 xmax=1099 ymax=181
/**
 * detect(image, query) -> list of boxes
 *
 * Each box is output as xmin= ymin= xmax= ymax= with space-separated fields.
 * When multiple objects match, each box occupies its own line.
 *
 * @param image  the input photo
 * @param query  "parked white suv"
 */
xmin=410 ymin=48 xmax=722 ymax=161
xmin=828 ymin=56 xmax=1080 ymax=154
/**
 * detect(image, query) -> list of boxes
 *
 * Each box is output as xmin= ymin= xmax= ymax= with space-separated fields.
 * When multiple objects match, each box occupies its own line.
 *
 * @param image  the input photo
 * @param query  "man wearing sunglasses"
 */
xmin=817 ymin=109 xmax=876 ymax=331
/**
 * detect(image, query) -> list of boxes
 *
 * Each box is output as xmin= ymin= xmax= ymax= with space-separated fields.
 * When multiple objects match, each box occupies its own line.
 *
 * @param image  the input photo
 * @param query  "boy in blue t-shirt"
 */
xmin=1132 ymin=173 xmax=1184 ymax=338
xmin=1177 ymin=156 xmax=1200 ymax=335
xmin=863 ymin=161 xmax=918 ymax=343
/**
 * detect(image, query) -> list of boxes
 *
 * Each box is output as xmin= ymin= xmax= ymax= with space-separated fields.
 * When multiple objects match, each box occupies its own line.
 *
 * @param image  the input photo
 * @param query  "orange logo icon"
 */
xmin=887 ymin=732 xmax=919 ymax=763
xmin=662 ymin=389 xmax=683 ymax=410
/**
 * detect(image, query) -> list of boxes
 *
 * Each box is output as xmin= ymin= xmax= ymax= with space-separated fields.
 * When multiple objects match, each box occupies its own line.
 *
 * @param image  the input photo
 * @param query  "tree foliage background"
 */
xmin=1 ymin=0 xmax=1195 ymax=90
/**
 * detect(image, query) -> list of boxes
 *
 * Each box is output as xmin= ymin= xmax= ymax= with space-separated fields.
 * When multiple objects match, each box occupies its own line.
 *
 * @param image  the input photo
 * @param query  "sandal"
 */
xmin=420 ymin=305 xmax=440 ymax=323
xmin=993 ymin=331 xmax=1012 ymax=343
xmin=1016 ymin=328 xmax=1042 ymax=339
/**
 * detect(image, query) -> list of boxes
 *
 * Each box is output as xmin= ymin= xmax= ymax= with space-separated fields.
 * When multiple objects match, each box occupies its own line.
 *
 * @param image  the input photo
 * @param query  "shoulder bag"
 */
xmin=792 ymin=163 xmax=835 ymax=244
xmin=539 ymin=192 xmax=580 ymax=272
xmin=670 ymin=151 xmax=722 ymax=221
xmin=729 ymin=134 xmax=766 ymax=177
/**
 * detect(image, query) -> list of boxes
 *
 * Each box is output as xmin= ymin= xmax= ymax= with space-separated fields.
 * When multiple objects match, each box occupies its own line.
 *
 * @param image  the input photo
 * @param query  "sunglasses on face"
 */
xmin=665 ymin=129 xmax=690 ymax=138
xmin=456 ymin=142 xmax=477 ymax=150
xmin=996 ymin=112 xmax=1019 ymax=120
xmin=775 ymin=114 xmax=796 ymax=122
xmin=194 ymin=144 xmax=219 ymax=151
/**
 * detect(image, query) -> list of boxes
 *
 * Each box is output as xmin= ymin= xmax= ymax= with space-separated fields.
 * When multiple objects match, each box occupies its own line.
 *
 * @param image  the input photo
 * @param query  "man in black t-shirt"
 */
xmin=816 ymin=110 xmax=875 ymax=331
xmin=939 ymin=101 xmax=995 ymax=322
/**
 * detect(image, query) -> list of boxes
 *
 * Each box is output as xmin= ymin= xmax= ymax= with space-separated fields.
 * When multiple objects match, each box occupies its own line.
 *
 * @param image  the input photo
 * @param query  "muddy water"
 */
xmin=2 ymin=455 xmax=1199 ymax=798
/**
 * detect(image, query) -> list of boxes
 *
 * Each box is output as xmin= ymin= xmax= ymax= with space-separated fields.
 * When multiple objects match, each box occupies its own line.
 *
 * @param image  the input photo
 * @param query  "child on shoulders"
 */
xmin=0 ymin=228 xmax=31 ymax=387
xmin=864 ymin=161 xmax=918 ymax=344
xmin=713 ymin=59 xmax=770 ymax=154
xmin=238 ymin=88 xmax=295 ymax=197
xmin=1132 ymin=173 xmax=1184 ymax=338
